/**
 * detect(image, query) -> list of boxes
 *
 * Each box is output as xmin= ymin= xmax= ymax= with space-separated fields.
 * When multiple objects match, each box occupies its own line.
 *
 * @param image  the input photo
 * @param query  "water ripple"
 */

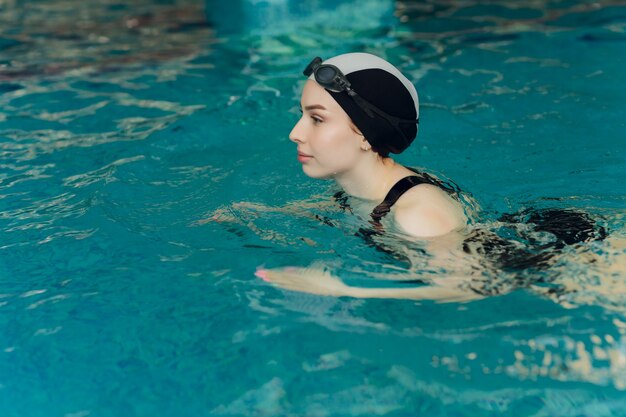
xmin=63 ymin=155 xmax=144 ymax=188
xmin=0 ymin=1 xmax=625 ymax=415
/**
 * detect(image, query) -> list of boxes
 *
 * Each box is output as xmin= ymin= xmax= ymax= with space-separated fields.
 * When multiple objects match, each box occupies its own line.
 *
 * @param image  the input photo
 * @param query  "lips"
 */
xmin=297 ymin=150 xmax=313 ymax=157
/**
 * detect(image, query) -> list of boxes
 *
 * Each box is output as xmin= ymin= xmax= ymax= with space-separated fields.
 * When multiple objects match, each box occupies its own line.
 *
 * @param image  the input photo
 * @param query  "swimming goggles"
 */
xmin=303 ymin=57 xmax=419 ymax=142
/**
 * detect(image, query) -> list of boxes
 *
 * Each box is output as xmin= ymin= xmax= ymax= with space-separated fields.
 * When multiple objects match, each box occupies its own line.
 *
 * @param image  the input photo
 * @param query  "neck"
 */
xmin=334 ymin=155 xmax=403 ymax=201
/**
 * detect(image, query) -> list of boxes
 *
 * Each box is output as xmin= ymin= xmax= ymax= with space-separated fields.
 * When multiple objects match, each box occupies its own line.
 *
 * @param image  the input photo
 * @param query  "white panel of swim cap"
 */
xmin=321 ymin=52 xmax=419 ymax=117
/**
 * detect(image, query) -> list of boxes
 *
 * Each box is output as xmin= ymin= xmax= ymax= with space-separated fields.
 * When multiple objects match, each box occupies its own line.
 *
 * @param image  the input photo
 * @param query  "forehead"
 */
xmin=300 ymin=80 xmax=341 ymax=111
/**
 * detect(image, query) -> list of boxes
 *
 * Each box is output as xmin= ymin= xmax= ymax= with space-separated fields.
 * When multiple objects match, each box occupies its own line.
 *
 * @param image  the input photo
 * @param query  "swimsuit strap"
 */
xmin=333 ymin=167 xmax=460 ymax=225
xmin=370 ymin=175 xmax=429 ymax=222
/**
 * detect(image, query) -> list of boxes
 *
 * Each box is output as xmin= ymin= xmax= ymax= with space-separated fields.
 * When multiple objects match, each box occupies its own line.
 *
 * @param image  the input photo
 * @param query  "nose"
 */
xmin=289 ymin=115 xmax=306 ymax=144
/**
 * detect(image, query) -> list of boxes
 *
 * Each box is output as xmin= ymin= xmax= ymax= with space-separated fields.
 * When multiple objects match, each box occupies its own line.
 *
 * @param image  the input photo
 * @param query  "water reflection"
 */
xmin=0 ymin=0 xmax=213 ymax=81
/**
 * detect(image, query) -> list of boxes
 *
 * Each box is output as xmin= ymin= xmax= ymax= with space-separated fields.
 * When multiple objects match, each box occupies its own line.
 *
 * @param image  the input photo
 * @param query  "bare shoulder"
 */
xmin=392 ymin=184 xmax=467 ymax=238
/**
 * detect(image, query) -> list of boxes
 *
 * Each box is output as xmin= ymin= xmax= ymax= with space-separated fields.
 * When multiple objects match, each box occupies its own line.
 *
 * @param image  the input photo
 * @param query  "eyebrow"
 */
xmin=302 ymin=104 xmax=327 ymax=111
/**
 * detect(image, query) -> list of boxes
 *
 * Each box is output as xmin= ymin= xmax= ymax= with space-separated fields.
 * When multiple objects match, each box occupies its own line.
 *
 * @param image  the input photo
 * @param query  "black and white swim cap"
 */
xmin=307 ymin=52 xmax=419 ymax=155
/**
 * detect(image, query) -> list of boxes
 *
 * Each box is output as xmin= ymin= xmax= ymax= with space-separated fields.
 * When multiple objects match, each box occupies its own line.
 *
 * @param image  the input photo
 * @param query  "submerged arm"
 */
xmin=256 ymin=265 xmax=483 ymax=303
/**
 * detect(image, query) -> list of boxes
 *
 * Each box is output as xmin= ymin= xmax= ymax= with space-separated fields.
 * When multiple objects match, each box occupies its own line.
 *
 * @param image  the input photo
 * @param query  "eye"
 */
xmin=298 ymin=107 xmax=323 ymax=125
xmin=311 ymin=116 xmax=323 ymax=125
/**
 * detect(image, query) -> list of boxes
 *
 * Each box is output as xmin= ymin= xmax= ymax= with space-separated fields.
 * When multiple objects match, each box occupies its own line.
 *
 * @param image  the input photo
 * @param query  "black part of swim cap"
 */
xmin=328 ymin=68 xmax=418 ymax=155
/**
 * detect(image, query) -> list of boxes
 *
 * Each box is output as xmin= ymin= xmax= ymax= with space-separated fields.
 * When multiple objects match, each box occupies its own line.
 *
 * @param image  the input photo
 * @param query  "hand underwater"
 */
xmin=255 ymin=265 xmax=351 ymax=297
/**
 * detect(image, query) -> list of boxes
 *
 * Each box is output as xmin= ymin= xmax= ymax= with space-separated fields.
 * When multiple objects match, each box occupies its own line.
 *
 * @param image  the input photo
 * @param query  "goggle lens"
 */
xmin=316 ymin=66 xmax=337 ymax=84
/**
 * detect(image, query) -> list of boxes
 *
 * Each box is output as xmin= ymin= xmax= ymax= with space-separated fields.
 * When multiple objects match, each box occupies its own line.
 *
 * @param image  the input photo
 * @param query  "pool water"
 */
xmin=1 ymin=0 xmax=626 ymax=416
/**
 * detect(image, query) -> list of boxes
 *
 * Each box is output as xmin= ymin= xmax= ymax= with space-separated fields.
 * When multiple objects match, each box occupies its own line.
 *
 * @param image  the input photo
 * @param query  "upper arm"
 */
xmin=392 ymin=185 xmax=466 ymax=238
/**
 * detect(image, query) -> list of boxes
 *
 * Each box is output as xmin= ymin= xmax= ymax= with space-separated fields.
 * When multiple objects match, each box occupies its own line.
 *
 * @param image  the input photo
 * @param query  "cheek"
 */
xmin=302 ymin=123 xmax=362 ymax=178
xmin=311 ymin=123 xmax=359 ymax=158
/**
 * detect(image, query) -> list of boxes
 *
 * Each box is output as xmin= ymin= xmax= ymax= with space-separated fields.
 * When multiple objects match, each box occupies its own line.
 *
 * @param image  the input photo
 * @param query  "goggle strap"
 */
xmin=350 ymin=93 xmax=376 ymax=118
xmin=352 ymin=92 xmax=418 ymax=125
xmin=351 ymin=93 xmax=417 ymax=147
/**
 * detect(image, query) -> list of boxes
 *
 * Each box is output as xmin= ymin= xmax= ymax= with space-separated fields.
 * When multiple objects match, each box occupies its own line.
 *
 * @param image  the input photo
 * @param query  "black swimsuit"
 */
xmin=330 ymin=168 xmax=460 ymax=268
xmin=334 ymin=167 xmax=460 ymax=229
xmin=331 ymin=167 xmax=607 ymax=280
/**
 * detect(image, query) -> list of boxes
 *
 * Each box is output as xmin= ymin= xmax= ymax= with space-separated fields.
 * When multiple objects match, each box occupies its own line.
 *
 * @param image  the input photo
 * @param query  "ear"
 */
xmin=360 ymin=138 xmax=372 ymax=152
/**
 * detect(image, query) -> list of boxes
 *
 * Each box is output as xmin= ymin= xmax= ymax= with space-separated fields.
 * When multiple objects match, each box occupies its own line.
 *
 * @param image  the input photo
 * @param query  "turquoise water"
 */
xmin=1 ymin=0 xmax=626 ymax=416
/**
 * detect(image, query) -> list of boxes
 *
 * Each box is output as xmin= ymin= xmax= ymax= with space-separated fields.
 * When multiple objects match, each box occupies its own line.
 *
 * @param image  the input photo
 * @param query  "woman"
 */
xmin=254 ymin=53 xmax=482 ymax=301
xmin=254 ymin=53 xmax=612 ymax=303
xmin=289 ymin=53 xmax=467 ymax=239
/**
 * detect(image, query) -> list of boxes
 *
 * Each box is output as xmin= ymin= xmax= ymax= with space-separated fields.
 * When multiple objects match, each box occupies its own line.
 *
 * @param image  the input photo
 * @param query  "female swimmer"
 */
xmin=289 ymin=53 xmax=466 ymax=239
xmin=253 ymin=53 xmax=481 ymax=300
xmin=254 ymin=53 xmax=611 ymax=303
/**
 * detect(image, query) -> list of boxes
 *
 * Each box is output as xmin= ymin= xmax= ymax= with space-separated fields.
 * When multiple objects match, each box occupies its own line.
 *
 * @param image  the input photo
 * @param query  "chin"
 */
xmin=301 ymin=164 xmax=336 ymax=180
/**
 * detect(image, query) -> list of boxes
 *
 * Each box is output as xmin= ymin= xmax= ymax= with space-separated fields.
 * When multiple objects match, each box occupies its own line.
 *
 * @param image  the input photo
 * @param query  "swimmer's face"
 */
xmin=289 ymin=80 xmax=366 ymax=179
